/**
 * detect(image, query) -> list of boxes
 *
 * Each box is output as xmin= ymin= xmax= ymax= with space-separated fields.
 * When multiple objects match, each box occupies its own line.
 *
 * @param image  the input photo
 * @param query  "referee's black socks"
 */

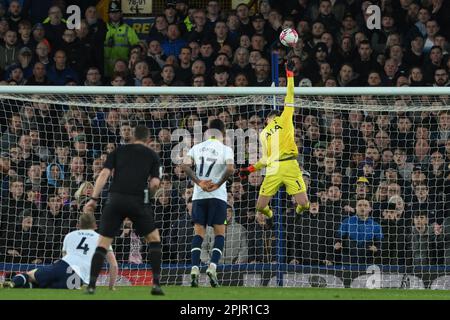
xmin=148 ymin=242 xmax=162 ymax=286
xmin=89 ymin=247 xmax=107 ymax=288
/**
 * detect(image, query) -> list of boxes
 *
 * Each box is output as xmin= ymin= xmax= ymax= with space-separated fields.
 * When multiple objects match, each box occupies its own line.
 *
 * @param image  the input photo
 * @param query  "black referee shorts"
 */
xmin=99 ymin=193 xmax=156 ymax=238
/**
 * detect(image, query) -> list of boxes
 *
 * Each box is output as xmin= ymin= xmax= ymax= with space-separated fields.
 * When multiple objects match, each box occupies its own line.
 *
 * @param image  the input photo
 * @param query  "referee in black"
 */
xmin=83 ymin=125 xmax=164 ymax=295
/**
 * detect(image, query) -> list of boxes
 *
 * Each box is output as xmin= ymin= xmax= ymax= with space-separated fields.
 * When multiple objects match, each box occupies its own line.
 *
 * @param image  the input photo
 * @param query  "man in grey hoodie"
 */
xmin=201 ymin=206 xmax=248 ymax=264
xmin=0 ymin=29 xmax=18 ymax=70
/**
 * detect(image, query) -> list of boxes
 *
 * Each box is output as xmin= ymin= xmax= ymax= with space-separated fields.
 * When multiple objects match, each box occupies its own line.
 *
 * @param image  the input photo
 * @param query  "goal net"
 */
xmin=1 ymin=86 xmax=450 ymax=289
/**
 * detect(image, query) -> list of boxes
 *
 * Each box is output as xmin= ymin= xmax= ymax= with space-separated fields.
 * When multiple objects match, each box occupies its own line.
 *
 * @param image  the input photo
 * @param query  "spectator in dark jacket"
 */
xmin=6 ymin=1 xmax=26 ymax=30
xmin=380 ymin=202 xmax=409 ymax=267
xmin=25 ymin=61 xmax=51 ymax=85
xmin=58 ymin=28 xmax=89 ymax=77
xmin=47 ymin=50 xmax=79 ymax=85
xmin=169 ymin=199 xmax=194 ymax=264
xmin=433 ymin=216 xmax=450 ymax=265
xmin=84 ymin=5 xmax=107 ymax=74
xmin=22 ymin=0 xmax=53 ymax=24
xmin=292 ymin=200 xmax=334 ymax=266
xmin=42 ymin=6 xmax=65 ymax=48
xmin=39 ymin=195 xmax=75 ymax=263
xmin=1 ymin=209 xmax=45 ymax=264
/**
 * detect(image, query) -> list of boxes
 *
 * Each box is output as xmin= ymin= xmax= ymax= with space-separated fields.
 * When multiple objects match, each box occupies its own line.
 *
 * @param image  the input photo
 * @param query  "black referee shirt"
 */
xmin=103 ymin=144 xmax=161 ymax=197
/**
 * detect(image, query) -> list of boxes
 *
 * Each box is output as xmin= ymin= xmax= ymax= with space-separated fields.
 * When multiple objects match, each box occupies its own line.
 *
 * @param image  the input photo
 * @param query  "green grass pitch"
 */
xmin=0 ymin=286 xmax=450 ymax=300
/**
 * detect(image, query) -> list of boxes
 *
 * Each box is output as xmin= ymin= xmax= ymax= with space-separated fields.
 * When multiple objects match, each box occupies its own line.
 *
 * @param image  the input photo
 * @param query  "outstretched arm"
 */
xmin=280 ymin=60 xmax=295 ymax=121
xmin=240 ymin=61 xmax=296 ymax=179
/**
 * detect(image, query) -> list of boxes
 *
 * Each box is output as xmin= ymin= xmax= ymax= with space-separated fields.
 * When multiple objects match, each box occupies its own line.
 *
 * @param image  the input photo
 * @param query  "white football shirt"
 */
xmin=187 ymin=138 xmax=234 ymax=202
xmin=62 ymin=230 xmax=112 ymax=284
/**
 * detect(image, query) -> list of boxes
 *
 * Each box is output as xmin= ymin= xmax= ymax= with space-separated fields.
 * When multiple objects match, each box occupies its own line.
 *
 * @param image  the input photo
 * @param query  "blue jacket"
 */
xmin=161 ymin=39 xmax=187 ymax=57
xmin=47 ymin=64 xmax=79 ymax=86
xmin=339 ymin=215 xmax=383 ymax=246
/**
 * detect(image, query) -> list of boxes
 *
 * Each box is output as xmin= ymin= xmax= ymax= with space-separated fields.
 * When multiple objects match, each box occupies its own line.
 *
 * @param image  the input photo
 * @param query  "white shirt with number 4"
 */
xmin=187 ymin=138 xmax=234 ymax=203
xmin=62 ymin=230 xmax=112 ymax=284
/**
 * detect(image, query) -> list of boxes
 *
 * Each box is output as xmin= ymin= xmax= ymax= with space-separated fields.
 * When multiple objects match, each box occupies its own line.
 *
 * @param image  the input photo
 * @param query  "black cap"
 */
xmin=165 ymin=2 xmax=177 ymax=9
xmin=314 ymin=141 xmax=327 ymax=149
xmin=214 ymin=65 xmax=229 ymax=74
xmin=201 ymin=39 xmax=213 ymax=46
xmin=411 ymin=31 xmax=424 ymax=41
xmin=413 ymin=211 xmax=427 ymax=217
xmin=108 ymin=1 xmax=122 ymax=13
xmin=65 ymin=76 xmax=77 ymax=85
xmin=314 ymin=42 xmax=328 ymax=53
xmin=252 ymin=13 xmax=265 ymax=22
xmin=384 ymin=163 xmax=398 ymax=172
xmin=387 ymin=202 xmax=397 ymax=210
xmin=382 ymin=11 xmax=394 ymax=19
xmin=343 ymin=12 xmax=354 ymax=20
xmin=412 ymin=165 xmax=423 ymax=172
xmin=20 ymin=209 xmax=34 ymax=218
xmin=19 ymin=47 xmax=32 ymax=55
xmin=74 ymin=134 xmax=87 ymax=142
xmin=359 ymin=158 xmax=374 ymax=169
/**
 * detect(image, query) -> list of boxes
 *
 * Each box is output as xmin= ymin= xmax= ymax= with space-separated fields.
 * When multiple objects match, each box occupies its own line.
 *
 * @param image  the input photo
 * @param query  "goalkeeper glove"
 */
xmin=239 ymin=165 xmax=256 ymax=180
xmin=285 ymin=59 xmax=295 ymax=77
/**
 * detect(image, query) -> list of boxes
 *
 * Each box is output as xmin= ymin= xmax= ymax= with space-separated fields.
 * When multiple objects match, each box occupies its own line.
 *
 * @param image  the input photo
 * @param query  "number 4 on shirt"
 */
xmin=76 ymin=237 xmax=90 ymax=255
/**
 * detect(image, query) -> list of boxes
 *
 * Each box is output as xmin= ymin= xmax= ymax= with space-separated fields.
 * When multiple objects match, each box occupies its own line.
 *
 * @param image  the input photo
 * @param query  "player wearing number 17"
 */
xmin=182 ymin=119 xmax=235 ymax=288
xmin=239 ymin=60 xmax=310 ymax=223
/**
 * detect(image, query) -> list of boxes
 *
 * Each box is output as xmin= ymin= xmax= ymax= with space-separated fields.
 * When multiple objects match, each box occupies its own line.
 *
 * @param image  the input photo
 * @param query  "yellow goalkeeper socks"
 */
xmin=258 ymin=206 xmax=273 ymax=219
xmin=296 ymin=202 xmax=310 ymax=215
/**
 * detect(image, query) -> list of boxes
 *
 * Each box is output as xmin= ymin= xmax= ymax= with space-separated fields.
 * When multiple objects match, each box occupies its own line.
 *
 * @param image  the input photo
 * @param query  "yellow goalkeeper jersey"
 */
xmin=254 ymin=76 xmax=297 ymax=170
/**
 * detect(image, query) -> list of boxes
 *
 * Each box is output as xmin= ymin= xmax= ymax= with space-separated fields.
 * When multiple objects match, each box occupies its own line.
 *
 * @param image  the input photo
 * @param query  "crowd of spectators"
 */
xmin=1 ymin=0 xmax=450 ymax=269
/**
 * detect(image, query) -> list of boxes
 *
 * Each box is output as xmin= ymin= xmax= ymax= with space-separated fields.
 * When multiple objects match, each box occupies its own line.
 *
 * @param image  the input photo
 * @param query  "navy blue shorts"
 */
xmin=34 ymin=260 xmax=82 ymax=289
xmin=192 ymin=198 xmax=227 ymax=227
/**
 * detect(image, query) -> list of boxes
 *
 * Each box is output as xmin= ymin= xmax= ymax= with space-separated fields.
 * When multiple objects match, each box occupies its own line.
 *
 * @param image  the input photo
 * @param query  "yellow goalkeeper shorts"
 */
xmin=259 ymin=160 xmax=307 ymax=196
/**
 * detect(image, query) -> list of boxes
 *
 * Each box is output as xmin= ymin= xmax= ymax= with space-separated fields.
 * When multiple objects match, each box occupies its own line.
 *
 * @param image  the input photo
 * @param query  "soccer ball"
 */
xmin=279 ymin=28 xmax=299 ymax=47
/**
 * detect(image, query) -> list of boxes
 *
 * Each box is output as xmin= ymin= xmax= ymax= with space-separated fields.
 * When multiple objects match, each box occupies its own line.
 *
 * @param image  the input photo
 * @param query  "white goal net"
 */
xmin=1 ymin=86 xmax=450 ymax=289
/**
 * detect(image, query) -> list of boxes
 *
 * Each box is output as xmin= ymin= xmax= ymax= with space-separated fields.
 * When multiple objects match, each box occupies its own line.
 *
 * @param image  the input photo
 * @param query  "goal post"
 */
xmin=0 ymin=85 xmax=450 ymax=289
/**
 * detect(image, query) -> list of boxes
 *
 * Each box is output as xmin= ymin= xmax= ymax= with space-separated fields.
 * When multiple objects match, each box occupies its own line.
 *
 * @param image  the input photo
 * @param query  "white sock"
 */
xmin=209 ymin=263 xmax=217 ymax=270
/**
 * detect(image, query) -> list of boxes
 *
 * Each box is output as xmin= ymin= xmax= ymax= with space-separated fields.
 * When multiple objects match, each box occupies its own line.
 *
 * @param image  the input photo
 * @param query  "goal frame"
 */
xmin=1 ymin=85 xmax=450 ymax=289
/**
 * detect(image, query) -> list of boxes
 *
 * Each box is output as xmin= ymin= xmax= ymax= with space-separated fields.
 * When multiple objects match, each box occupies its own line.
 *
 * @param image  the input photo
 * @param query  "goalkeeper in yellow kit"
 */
xmin=239 ymin=60 xmax=310 ymax=223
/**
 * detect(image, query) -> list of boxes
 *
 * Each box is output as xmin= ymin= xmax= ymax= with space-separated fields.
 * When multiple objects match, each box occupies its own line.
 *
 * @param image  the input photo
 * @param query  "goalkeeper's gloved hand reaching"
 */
xmin=285 ymin=59 xmax=295 ymax=77
xmin=238 ymin=165 xmax=256 ymax=180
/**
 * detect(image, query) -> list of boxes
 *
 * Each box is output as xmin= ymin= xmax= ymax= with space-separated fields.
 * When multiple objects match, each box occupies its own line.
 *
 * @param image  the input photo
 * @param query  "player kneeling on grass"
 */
xmin=2 ymin=214 xmax=118 ymax=290
xmin=239 ymin=60 xmax=310 ymax=225
xmin=182 ymin=119 xmax=235 ymax=288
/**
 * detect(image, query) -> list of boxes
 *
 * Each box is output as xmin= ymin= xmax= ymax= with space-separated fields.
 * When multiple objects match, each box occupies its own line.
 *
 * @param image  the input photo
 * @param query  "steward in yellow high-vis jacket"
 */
xmin=104 ymin=1 xmax=139 ymax=77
